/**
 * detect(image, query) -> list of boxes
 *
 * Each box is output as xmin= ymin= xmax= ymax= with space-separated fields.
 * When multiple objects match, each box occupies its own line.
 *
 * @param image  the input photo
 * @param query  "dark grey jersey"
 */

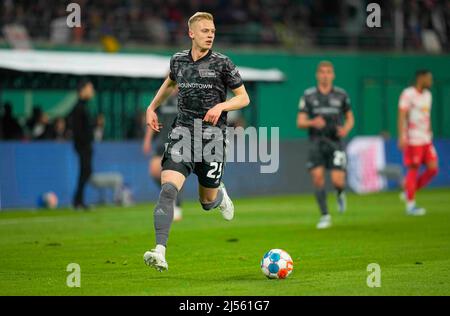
xmin=298 ymin=86 xmax=351 ymax=142
xmin=169 ymin=49 xmax=243 ymax=131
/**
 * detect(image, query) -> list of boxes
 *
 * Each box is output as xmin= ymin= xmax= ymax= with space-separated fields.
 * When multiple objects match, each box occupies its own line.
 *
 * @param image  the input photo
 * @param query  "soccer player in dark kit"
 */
xmin=143 ymin=12 xmax=250 ymax=271
xmin=297 ymin=61 xmax=354 ymax=229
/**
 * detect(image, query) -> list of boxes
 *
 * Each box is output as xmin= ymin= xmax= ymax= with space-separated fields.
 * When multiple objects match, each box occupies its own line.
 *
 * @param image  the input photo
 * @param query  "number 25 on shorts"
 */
xmin=207 ymin=162 xmax=223 ymax=179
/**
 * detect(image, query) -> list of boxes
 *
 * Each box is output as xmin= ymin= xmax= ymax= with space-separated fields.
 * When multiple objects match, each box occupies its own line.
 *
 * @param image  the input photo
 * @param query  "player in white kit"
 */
xmin=398 ymin=70 xmax=439 ymax=216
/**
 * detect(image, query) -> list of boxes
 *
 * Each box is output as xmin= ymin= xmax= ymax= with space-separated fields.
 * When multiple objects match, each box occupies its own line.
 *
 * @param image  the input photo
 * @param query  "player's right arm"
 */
xmin=398 ymin=90 xmax=410 ymax=151
xmin=296 ymin=96 xmax=325 ymax=129
xmin=146 ymin=76 xmax=177 ymax=132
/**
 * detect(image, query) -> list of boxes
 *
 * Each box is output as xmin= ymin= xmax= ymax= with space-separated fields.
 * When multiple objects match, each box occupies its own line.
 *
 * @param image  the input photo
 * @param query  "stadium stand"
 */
xmin=0 ymin=0 xmax=449 ymax=51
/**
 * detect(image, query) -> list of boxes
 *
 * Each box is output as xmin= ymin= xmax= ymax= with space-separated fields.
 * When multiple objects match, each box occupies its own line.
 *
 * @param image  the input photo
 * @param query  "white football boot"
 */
xmin=316 ymin=214 xmax=332 ymax=229
xmin=219 ymin=182 xmax=234 ymax=221
xmin=405 ymin=200 xmax=426 ymax=216
xmin=143 ymin=248 xmax=168 ymax=272
xmin=406 ymin=206 xmax=426 ymax=216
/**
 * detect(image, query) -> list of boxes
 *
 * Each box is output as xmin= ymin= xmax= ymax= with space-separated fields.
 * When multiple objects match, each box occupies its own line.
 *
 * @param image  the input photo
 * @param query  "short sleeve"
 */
xmin=169 ymin=56 xmax=176 ymax=81
xmin=298 ymin=96 xmax=306 ymax=113
xmin=343 ymin=93 xmax=351 ymax=113
xmin=223 ymin=58 xmax=243 ymax=90
xmin=298 ymin=94 xmax=311 ymax=114
xmin=399 ymin=90 xmax=411 ymax=111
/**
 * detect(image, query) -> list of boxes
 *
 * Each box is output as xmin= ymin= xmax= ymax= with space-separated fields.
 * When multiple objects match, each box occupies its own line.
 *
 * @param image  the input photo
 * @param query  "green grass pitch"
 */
xmin=0 ymin=188 xmax=449 ymax=296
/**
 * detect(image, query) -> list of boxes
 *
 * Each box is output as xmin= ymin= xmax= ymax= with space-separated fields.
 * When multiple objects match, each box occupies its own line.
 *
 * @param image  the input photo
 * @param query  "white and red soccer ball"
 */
xmin=260 ymin=249 xmax=294 ymax=279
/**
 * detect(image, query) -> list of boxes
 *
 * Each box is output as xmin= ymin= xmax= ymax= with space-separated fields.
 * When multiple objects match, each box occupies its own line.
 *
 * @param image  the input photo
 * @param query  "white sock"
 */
xmin=155 ymin=244 xmax=166 ymax=257
xmin=407 ymin=200 xmax=415 ymax=210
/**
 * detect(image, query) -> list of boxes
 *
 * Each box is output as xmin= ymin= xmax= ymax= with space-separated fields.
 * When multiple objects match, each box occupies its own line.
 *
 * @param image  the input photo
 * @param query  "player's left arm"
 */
xmin=337 ymin=92 xmax=354 ymax=138
xmin=337 ymin=110 xmax=354 ymax=138
xmin=204 ymin=57 xmax=250 ymax=126
xmin=203 ymin=85 xmax=250 ymax=126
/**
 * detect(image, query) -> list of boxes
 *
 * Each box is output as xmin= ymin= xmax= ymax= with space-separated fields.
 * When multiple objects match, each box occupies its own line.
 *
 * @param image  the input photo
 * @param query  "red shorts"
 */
xmin=403 ymin=143 xmax=438 ymax=167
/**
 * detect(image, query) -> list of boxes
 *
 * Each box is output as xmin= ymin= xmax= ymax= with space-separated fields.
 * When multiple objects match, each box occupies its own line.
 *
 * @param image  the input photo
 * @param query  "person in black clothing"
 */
xmin=1 ymin=102 xmax=24 ymax=140
xmin=69 ymin=80 xmax=95 ymax=210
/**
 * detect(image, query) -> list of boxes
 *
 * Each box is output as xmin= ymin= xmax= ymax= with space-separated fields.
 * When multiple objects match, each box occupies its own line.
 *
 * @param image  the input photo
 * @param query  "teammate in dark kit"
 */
xmin=143 ymin=12 xmax=250 ymax=271
xmin=297 ymin=61 xmax=354 ymax=229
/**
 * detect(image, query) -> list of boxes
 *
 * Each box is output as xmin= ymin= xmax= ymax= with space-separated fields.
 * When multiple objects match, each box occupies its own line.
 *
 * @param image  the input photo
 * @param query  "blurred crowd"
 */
xmin=0 ymin=0 xmax=449 ymax=51
xmin=0 ymin=102 xmax=107 ymax=141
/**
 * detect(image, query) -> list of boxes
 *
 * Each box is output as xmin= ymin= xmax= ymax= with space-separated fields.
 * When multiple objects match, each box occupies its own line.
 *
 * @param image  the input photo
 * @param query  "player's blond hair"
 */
xmin=188 ymin=12 xmax=214 ymax=29
xmin=317 ymin=60 xmax=334 ymax=71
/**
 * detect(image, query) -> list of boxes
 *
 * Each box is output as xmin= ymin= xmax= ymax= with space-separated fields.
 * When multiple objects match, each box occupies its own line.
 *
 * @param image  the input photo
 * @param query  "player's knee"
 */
xmin=331 ymin=177 xmax=345 ymax=189
xmin=313 ymin=182 xmax=325 ymax=188
xmin=159 ymin=182 xmax=178 ymax=202
xmin=312 ymin=177 xmax=325 ymax=188
xmin=150 ymin=158 xmax=162 ymax=179
xmin=150 ymin=165 xmax=161 ymax=179
xmin=407 ymin=164 xmax=420 ymax=171
xmin=428 ymin=166 xmax=439 ymax=177
xmin=333 ymin=182 xmax=345 ymax=191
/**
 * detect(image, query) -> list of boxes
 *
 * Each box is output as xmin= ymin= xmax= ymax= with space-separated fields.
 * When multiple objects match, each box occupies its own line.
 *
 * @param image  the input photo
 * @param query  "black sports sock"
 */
xmin=315 ymin=189 xmax=328 ymax=216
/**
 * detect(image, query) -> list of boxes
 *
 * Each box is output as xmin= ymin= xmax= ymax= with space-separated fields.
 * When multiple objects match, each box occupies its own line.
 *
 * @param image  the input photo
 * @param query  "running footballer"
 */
xmin=143 ymin=12 xmax=250 ymax=271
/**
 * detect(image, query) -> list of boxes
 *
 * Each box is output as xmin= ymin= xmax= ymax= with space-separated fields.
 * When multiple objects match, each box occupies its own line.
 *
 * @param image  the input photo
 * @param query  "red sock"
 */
xmin=405 ymin=168 xmax=418 ymax=201
xmin=417 ymin=168 xmax=438 ymax=190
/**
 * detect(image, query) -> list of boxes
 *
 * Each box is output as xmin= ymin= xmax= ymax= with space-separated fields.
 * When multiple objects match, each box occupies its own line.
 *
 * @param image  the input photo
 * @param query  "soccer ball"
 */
xmin=42 ymin=191 xmax=58 ymax=209
xmin=260 ymin=249 xmax=294 ymax=279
